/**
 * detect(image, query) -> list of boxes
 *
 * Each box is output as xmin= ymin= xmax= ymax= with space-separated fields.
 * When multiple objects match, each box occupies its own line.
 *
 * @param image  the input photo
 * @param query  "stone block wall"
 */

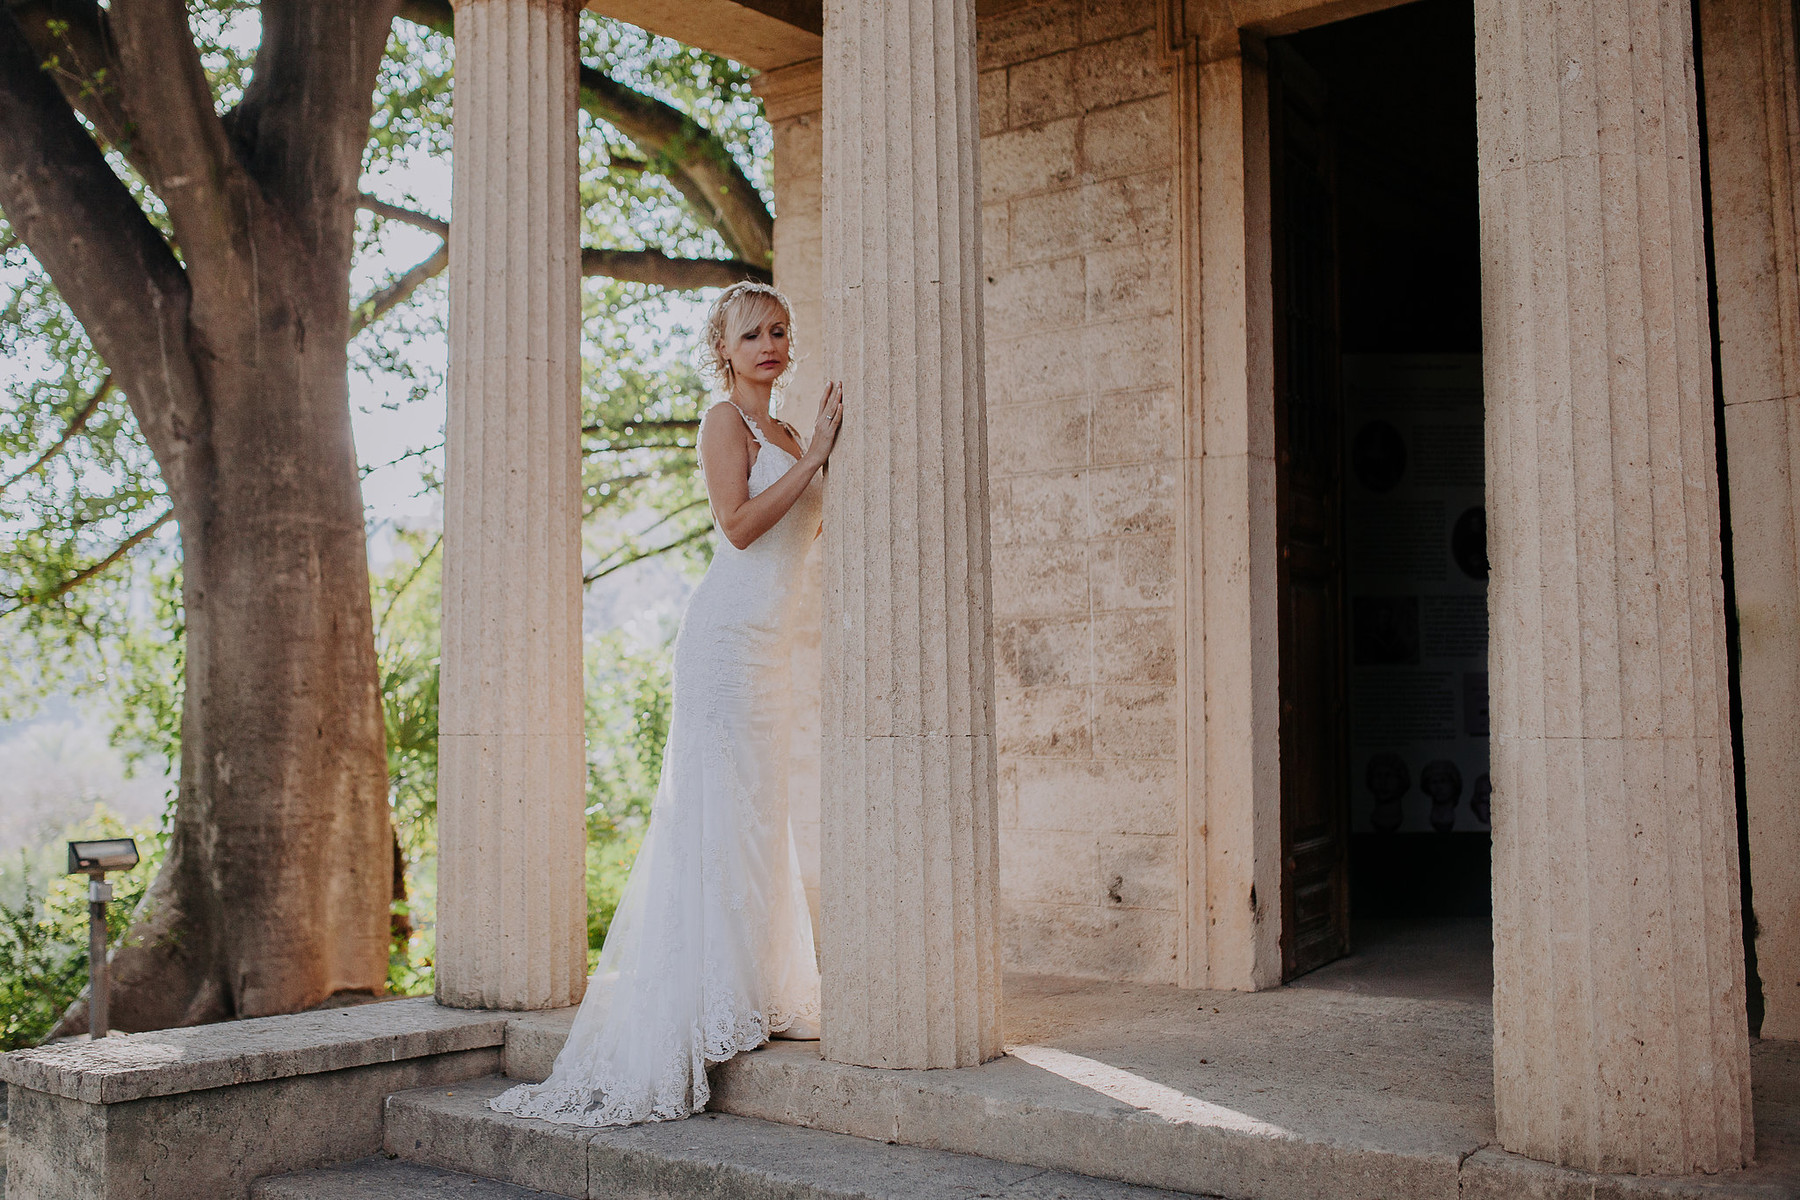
xmin=761 ymin=2 xmax=1186 ymax=985
xmin=977 ymin=0 xmax=1186 ymax=984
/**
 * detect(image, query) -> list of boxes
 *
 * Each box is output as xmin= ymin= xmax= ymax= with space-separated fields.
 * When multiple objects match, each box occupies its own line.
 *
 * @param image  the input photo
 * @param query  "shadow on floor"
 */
xmin=1287 ymin=917 xmax=1494 ymax=1003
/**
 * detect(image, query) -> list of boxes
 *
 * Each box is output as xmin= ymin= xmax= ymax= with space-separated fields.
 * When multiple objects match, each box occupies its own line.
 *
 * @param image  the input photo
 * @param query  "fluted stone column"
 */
xmin=1699 ymin=0 xmax=1800 ymax=1041
xmin=1478 ymin=0 xmax=1754 ymax=1171
xmin=818 ymin=0 xmax=1002 ymax=1068
xmin=435 ymin=0 xmax=588 ymax=1011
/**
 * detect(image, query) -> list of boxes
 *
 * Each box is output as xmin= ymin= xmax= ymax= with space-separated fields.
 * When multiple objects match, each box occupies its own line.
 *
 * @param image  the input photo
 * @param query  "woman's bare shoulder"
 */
xmin=699 ymin=403 xmax=756 ymax=476
xmin=700 ymin=402 xmax=752 ymax=441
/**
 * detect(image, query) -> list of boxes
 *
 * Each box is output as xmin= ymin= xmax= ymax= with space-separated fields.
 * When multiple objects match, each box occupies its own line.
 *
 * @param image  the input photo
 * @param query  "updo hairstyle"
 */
xmin=701 ymin=280 xmax=797 ymax=394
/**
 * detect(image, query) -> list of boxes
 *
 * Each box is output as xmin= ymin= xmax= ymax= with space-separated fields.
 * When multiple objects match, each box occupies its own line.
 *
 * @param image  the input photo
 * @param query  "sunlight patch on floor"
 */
xmin=1005 ymin=1044 xmax=1292 ymax=1138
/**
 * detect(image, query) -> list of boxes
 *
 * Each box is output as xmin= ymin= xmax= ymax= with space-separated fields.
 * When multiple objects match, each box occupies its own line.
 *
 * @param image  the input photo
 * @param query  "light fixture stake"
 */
xmin=87 ymin=872 xmax=112 ymax=1039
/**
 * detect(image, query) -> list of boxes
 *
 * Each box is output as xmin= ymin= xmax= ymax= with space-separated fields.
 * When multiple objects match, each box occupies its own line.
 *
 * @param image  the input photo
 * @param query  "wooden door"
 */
xmin=1270 ymin=40 xmax=1351 ymax=981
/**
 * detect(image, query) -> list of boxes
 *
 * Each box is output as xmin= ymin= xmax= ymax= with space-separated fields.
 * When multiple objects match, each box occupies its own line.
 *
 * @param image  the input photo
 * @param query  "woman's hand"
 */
xmin=805 ymin=381 xmax=844 ymax=465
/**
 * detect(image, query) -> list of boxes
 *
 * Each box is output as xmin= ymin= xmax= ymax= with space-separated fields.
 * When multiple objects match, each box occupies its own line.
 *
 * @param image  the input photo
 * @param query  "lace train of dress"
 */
xmin=489 ymin=401 xmax=822 ymax=1127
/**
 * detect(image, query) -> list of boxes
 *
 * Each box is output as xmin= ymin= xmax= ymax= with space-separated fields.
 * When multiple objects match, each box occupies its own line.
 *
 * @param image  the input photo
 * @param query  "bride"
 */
xmin=491 ymin=281 xmax=845 ymax=1127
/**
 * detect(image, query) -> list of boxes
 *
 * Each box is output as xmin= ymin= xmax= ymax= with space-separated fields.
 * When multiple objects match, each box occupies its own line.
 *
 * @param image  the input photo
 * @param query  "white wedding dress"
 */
xmin=490 ymin=400 xmax=823 ymax=1127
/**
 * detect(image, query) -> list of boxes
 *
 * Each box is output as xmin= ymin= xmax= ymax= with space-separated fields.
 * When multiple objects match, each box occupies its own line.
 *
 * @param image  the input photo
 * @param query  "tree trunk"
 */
xmin=66 ymin=211 xmax=391 ymax=1031
xmin=0 ymin=2 xmax=400 ymax=1033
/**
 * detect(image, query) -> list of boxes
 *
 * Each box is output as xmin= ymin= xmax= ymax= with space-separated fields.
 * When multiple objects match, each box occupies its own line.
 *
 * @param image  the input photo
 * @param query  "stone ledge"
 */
xmin=385 ymin=1077 xmax=1198 ymax=1199
xmin=500 ymin=1008 xmax=578 ymax=1084
xmin=0 ymin=997 xmax=511 ymax=1105
xmin=707 ymin=1041 xmax=1468 ymax=1200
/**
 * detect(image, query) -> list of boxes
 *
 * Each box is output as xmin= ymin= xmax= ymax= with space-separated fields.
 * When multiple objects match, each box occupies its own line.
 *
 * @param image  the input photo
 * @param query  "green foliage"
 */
xmin=376 ymin=531 xmax=443 ymax=861
xmin=0 ymin=3 xmax=764 ymax=1014
xmin=585 ymin=829 xmax=644 ymax=974
xmin=582 ymin=630 xmax=677 ymax=958
xmin=366 ymin=543 xmax=685 ymax=991
xmin=372 ymin=531 xmax=445 ymax=995
xmin=585 ymin=630 xmax=674 ymax=838
xmin=0 ymin=805 xmax=165 ymax=1050
xmin=0 ymin=875 xmax=86 ymax=1051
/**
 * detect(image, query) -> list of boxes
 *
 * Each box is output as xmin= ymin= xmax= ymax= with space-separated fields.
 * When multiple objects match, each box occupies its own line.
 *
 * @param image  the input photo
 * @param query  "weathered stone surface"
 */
xmin=1696 ymin=0 xmax=1800 ymax=1042
xmin=1456 ymin=1148 xmax=1797 ymax=1200
xmin=492 ymin=965 xmax=1800 ymax=1200
xmin=588 ymin=1107 xmax=1200 ymax=1200
xmin=7 ymin=1048 xmax=499 ymax=1200
xmin=818 ymin=0 xmax=1003 ymax=1069
xmin=973 ymin=0 xmax=1194 ymax=989
xmin=978 ymin=1 xmax=1080 ymax=71
xmin=0 ymin=999 xmax=507 ymax=1105
xmin=711 ymin=1012 xmax=1475 ymax=1200
xmin=497 ymin=1009 xmax=576 ymax=1086
xmin=385 ymin=1076 xmax=1202 ymax=1200
xmin=435 ymin=0 xmax=589 ymax=1012
xmin=1476 ymin=0 xmax=1754 ymax=1171
xmin=386 ymin=1081 xmax=590 ymax=1198
xmin=7 ymin=1087 xmax=105 ymax=1200
xmin=254 ymin=1157 xmax=564 ymax=1199
xmin=713 ymin=975 xmax=1800 ymax=1200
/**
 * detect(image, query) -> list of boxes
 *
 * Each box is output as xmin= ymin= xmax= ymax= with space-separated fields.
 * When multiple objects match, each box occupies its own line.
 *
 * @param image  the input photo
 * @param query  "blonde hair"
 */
xmin=702 ymin=280 xmax=796 ymax=393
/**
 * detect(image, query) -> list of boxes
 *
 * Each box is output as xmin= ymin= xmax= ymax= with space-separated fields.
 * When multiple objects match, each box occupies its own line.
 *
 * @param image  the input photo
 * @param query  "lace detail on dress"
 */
xmin=488 ymin=398 xmax=823 ymax=1130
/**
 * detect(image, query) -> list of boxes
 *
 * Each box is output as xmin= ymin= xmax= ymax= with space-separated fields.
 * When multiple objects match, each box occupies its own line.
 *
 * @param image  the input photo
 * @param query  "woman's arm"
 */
xmin=702 ymin=383 xmax=843 ymax=549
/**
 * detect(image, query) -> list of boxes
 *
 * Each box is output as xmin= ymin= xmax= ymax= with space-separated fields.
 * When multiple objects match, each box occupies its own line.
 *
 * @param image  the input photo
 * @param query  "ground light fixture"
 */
xmin=66 ymin=837 xmax=139 ymax=1039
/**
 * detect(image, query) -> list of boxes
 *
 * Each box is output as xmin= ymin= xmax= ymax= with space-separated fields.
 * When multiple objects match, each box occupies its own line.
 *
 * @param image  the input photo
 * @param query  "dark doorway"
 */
xmin=1270 ymin=40 xmax=1351 ymax=981
xmin=1270 ymin=0 xmax=1487 ymax=983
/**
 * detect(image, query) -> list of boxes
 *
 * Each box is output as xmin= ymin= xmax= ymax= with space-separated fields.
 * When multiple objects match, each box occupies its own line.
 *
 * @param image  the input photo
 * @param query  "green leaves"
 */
xmin=0 ymin=874 xmax=89 ymax=1050
xmin=0 ymin=2 xmax=772 ymax=1004
xmin=584 ymin=630 xmax=675 ymax=953
xmin=0 ymin=806 xmax=165 ymax=1050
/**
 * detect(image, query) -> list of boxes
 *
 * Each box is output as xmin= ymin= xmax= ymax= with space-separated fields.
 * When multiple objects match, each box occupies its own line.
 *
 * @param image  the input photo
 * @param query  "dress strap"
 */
xmin=721 ymin=399 xmax=772 ymax=447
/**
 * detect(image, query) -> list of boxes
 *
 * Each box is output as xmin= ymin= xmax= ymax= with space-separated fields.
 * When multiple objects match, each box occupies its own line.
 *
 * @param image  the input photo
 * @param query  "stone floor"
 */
xmin=999 ymin=918 xmax=1502 ymax=1161
xmin=693 ymin=918 xmax=1800 ymax=1198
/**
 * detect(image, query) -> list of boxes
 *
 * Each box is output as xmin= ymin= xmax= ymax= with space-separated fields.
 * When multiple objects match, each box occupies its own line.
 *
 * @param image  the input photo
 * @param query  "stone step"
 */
xmin=497 ymin=989 xmax=1492 ymax=1200
xmin=252 ymin=1156 xmax=569 ymax=1199
xmin=496 ymin=987 xmax=1800 ymax=1200
xmin=383 ymin=1076 xmax=1211 ymax=1200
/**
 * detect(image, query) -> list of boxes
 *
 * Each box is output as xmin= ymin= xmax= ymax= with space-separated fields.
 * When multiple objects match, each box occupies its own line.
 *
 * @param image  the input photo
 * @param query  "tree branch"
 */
xmin=359 ymin=193 xmax=449 ymax=239
xmin=4 ymin=0 xmax=152 ymax=179
xmin=583 ymin=521 xmax=711 ymax=584
xmin=634 ymin=494 xmax=708 ymax=538
xmin=395 ymin=0 xmax=774 ymax=265
xmin=0 ymin=373 xmax=113 ymax=496
xmin=578 ymin=67 xmax=772 ymax=267
xmin=581 ymin=419 xmax=700 ymax=435
xmin=583 ymin=440 xmax=697 ymax=454
xmin=350 ymin=242 xmax=449 ymax=336
xmin=0 ymin=12 xmax=207 ymax=487
xmin=104 ymin=0 xmax=243 ymax=274
xmin=360 ymin=440 xmax=445 ymax=478
xmin=228 ymin=0 xmax=403 ymax=244
xmin=3 ymin=506 xmax=174 ymax=613
xmin=582 ymin=246 xmax=769 ymax=289
xmin=377 ymin=532 xmax=442 ymax=629
xmin=345 ymin=192 xmax=765 ymax=332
